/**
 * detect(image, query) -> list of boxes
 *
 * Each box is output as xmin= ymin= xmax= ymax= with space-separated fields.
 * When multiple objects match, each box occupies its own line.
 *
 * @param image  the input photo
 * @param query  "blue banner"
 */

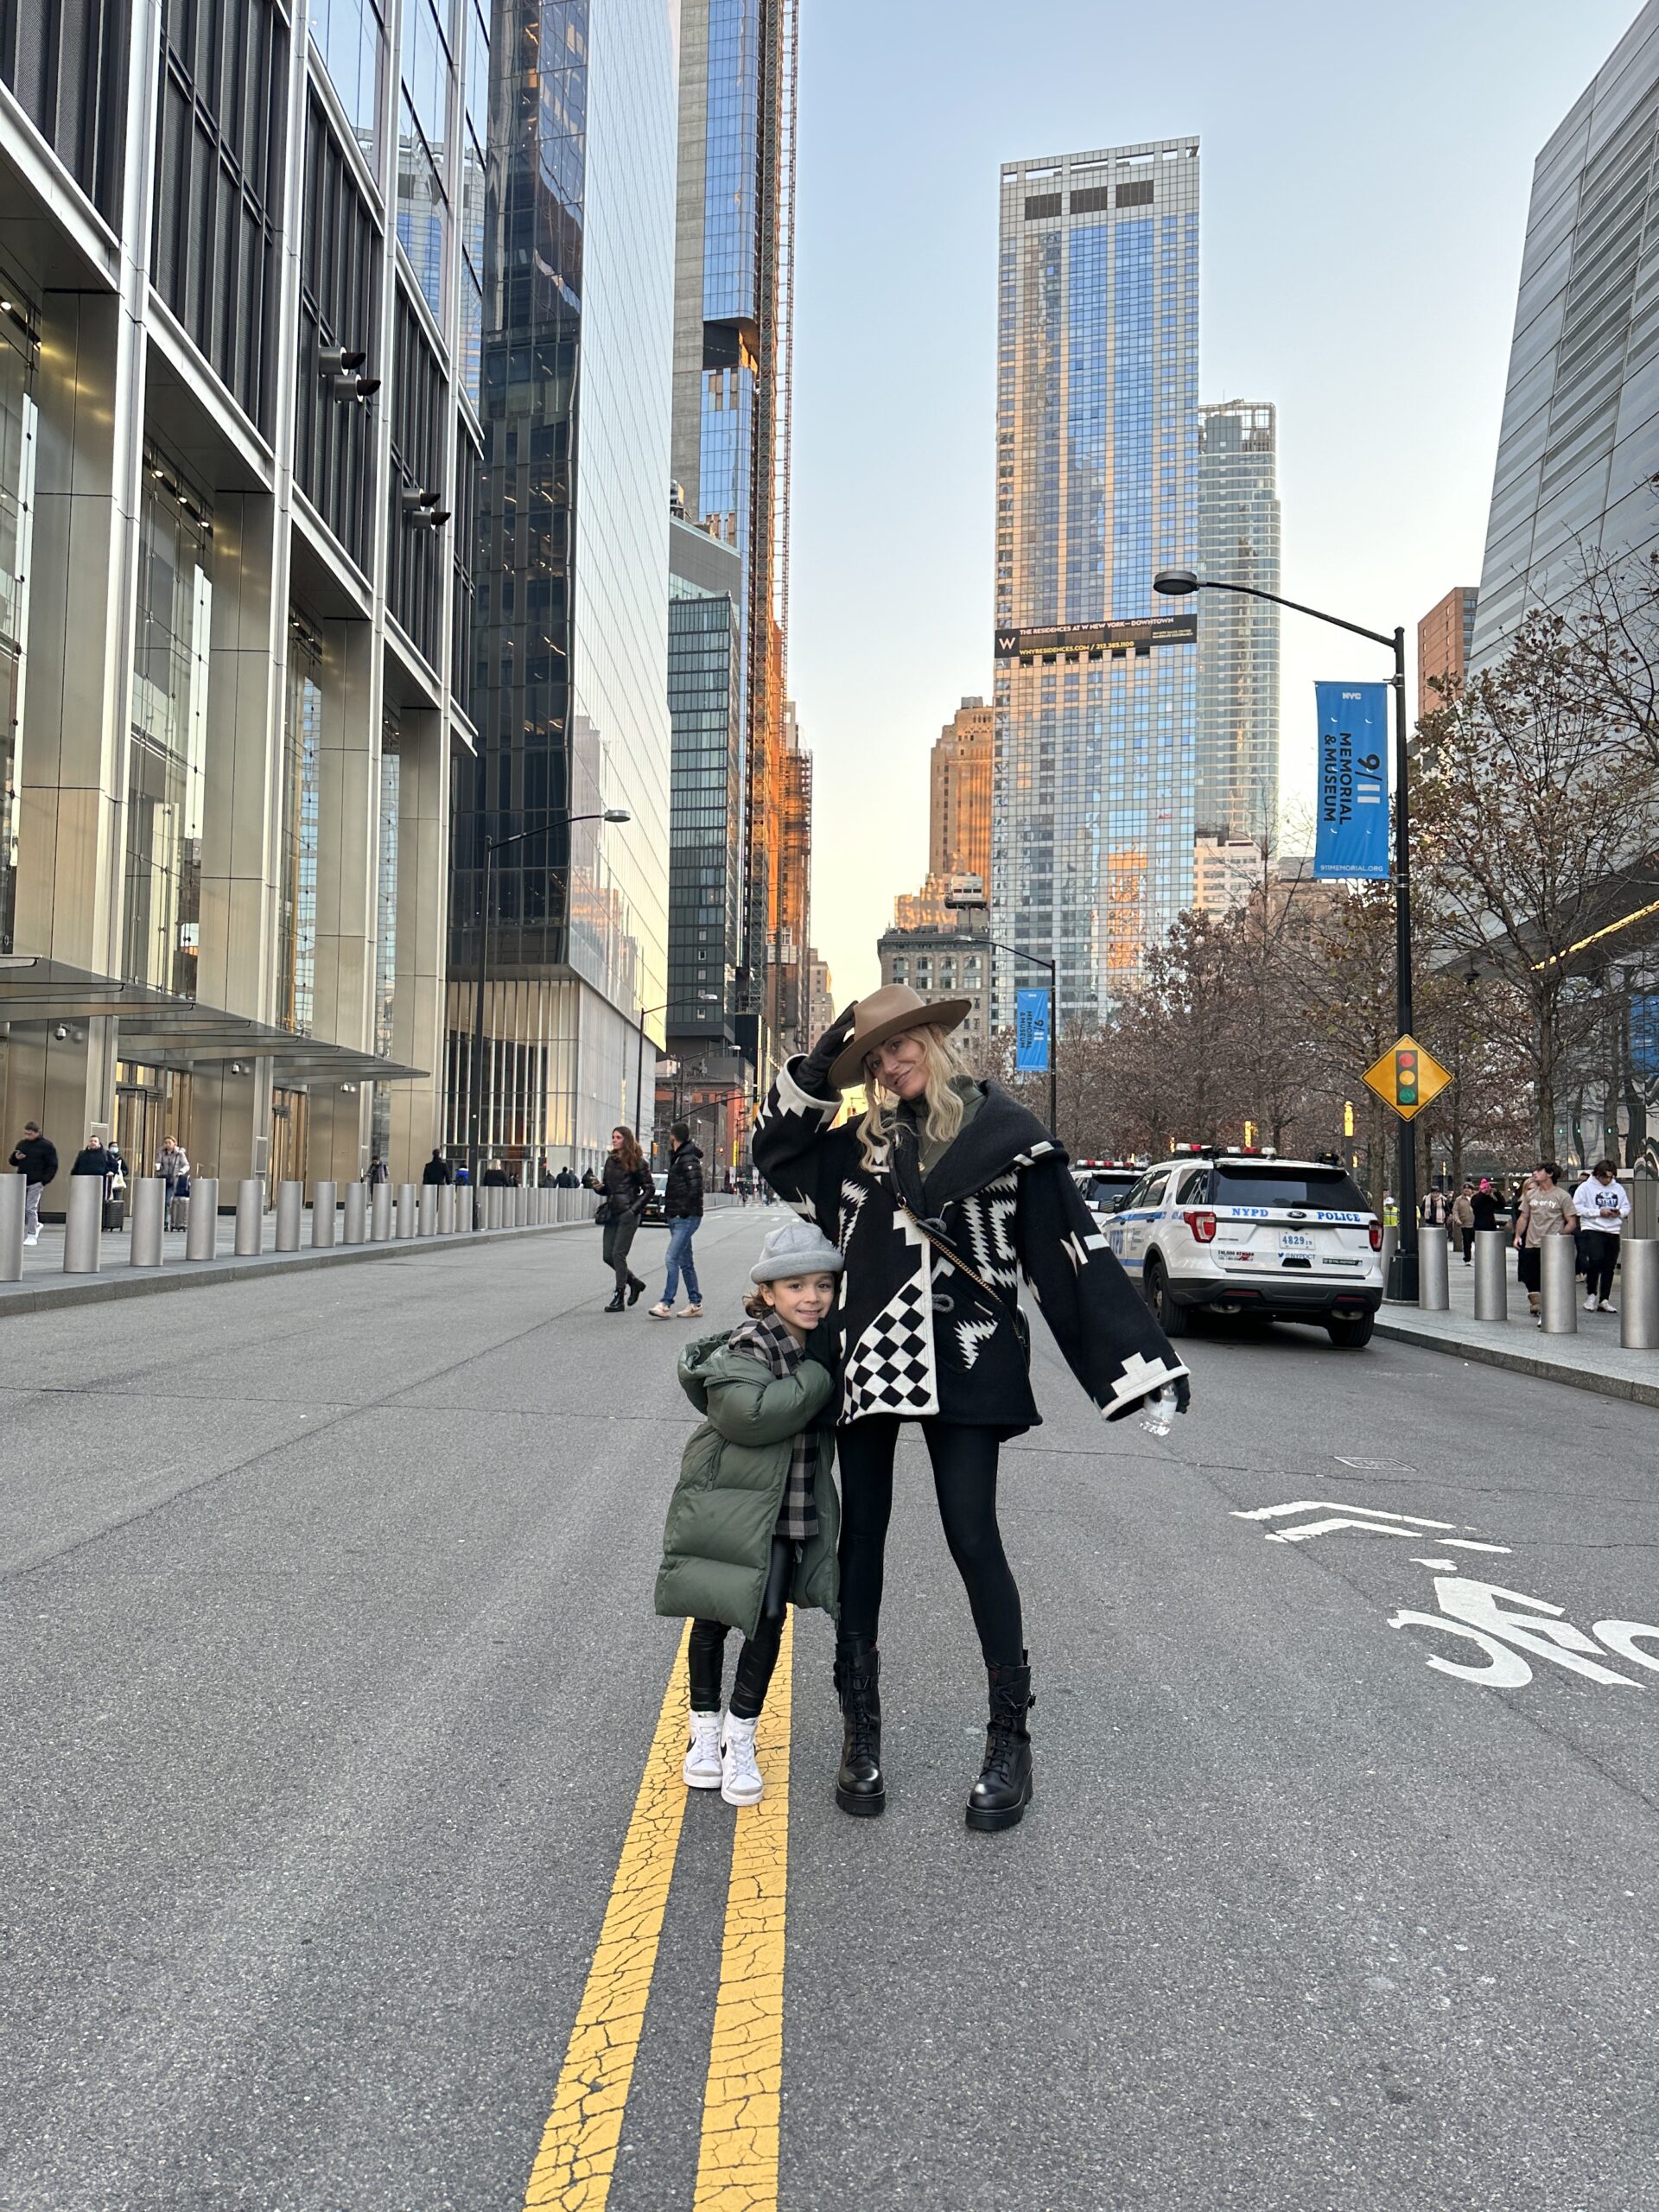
xmin=1015 ymin=988 xmax=1050 ymax=1072
xmin=1314 ymin=682 xmax=1390 ymax=880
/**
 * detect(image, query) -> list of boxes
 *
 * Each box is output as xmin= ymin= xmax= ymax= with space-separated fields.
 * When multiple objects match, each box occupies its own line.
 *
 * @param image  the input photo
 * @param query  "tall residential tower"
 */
xmin=1196 ymin=400 xmax=1280 ymax=848
xmin=992 ymin=141 xmax=1200 ymax=1028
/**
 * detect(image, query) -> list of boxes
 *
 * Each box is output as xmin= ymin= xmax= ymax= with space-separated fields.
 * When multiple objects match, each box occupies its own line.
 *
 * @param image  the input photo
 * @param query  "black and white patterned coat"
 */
xmin=753 ymin=1060 xmax=1189 ymax=1433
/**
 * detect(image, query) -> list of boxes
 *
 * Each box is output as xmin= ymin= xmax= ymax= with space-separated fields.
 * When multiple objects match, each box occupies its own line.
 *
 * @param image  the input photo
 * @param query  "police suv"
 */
xmin=1071 ymin=1160 xmax=1141 ymax=1223
xmin=1103 ymin=1147 xmax=1384 ymax=1348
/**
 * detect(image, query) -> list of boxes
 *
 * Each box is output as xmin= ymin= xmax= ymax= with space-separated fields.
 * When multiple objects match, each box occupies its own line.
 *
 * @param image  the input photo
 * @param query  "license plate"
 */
xmin=1280 ymin=1232 xmax=1313 ymax=1251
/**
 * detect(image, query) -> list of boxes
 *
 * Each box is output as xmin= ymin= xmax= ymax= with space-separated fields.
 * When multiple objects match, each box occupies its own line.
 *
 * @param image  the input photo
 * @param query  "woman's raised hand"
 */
xmin=798 ymin=1002 xmax=859 ymax=1096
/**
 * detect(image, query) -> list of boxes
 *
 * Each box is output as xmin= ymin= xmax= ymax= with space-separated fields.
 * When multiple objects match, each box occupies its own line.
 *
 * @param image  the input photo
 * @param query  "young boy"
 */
xmin=655 ymin=1220 xmax=842 ymax=1806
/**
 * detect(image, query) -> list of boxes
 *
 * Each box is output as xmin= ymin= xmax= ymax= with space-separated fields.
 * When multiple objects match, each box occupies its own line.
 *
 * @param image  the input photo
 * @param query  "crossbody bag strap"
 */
xmin=896 ymin=1201 xmax=1024 ymax=1334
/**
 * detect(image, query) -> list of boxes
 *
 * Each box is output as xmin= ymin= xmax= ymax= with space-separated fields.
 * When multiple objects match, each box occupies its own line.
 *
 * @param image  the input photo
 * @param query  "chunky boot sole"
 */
xmin=965 ymin=1778 xmax=1032 ymax=1832
xmin=836 ymin=1781 xmax=887 ymax=1817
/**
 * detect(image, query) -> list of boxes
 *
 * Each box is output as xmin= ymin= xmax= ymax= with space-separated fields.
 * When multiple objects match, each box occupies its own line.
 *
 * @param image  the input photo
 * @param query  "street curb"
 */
xmin=0 ymin=1217 xmax=592 ymax=1323
xmin=1373 ymin=1313 xmax=1659 ymax=1409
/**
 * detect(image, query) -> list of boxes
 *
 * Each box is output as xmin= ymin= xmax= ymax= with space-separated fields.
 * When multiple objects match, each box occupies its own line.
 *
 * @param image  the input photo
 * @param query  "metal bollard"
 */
xmin=312 ymin=1181 xmax=337 ymax=1248
xmin=130 ymin=1178 xmax=164 ymax=1268
xmin=1540 ymin=1233 xmax=1577 ymax=1334
xmin=343 ymin=1184 xmax=367 ymax=1245
xmin=418 ymin=1185 xmax=436 ymax=1236
xmin=186 ymin=1179 xmax=219 ymax=1260
xmin=0 ymin=1174 xmax=23 ymax=1281
xmin=275 ymin=1179 xmax=303 ymax=1252
xmin=1417 ymin=1225 xmax=1449 ymax=1312
xmin=234 ymin=1179 xmax=264 ymax=1256
xmin=514 ymin=1185 xmax=527 ymax=1227
xmin=1380 ymin=1224 xmax=1397 ymax=1287
xmin=63 ymin=1175 xmax=103 ymax=1274
xmin=437 ymin=1184 xmax=454 ymax=1236
xmin=1621 ymin=1237 xmax=1659 ymax=1350
xmin=372 ymin=1183 xmax=392 ymax=1242
xmin=1473 ymin=1230 xmax=1508 ymax=1321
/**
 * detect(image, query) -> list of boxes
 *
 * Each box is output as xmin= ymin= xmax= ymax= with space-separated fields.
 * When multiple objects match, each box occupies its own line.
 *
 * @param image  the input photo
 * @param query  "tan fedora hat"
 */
xmin=830 ymin=984 xmax=972 ymax=1091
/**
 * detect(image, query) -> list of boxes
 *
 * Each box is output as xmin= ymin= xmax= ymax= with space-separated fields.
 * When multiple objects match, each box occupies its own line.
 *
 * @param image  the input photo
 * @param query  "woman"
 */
xmin=753 ymin=988 xmax=1190 ymax=1833
xmin=1470 ymin=1177 xmax=1499 ymax=1240
xmin=1451 ymin=1183 xmax=1477 ymax=1262
xmin=1513 ymin=1162 xmax=1578 ymax=1323
xmin=597 ymin=1124 xmax=653 ymax=1312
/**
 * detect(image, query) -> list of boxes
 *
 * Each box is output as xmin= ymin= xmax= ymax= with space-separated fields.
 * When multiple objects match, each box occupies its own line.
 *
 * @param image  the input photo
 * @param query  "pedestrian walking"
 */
xmin=421 ymin=1148 xmax=453 ymax=1186
xmin=1572 ymin=1160 xmax=1630 ymax=1313
xmin=1513 ymin=1162 xmax=1578 ymax=1323
xmin=366 ymin=1154 xmax=388 ymax=1185
xmin=649 ymin=1120 xmax=705 ymax=1319
xmin=9 ymin=1119 xmax=58 ymax=1246
xmin=753 ymin=987 xmax=1190 ymax=1833
xmin=597 ymin=1124 xmax=652 ymax=1311
xmin=1451 ymin=1182 xmax=1476 ymax=1262
xmin=1470 ymin=1177 xmax=1499 ymax=1238
xmin=656 ymin=1221 xmax=842 ymax=1806
xmin=1421 ymin=1186 xmax=1451 ymax=1230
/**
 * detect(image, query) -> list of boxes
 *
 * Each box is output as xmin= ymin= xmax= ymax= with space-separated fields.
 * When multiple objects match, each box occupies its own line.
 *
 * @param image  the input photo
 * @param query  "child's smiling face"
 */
xmin=763 ymin=1271 xmax=838 ymax=1339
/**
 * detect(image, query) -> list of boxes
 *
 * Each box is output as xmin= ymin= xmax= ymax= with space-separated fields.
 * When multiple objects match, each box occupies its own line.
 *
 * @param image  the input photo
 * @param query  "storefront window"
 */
xmin=124 ymin=453 xmax=212 ymax=995
xmin=370 ymin=728 xmax=400 ymax=1162
xmin=279 ymin=621 xmax=323 ymax=1033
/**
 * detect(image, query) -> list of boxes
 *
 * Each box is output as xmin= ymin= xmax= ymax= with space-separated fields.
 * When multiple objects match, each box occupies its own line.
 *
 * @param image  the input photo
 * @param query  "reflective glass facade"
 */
xmin=1196 ymin=399 xmax=1279 ymax=844
xmin=1473 ymin=0 xmax=1659 ymax=664
xmin=993 ymin=142 xmax=1200 ymax=1027
xmin=667 ymin=578 xmax=744 ymax=1038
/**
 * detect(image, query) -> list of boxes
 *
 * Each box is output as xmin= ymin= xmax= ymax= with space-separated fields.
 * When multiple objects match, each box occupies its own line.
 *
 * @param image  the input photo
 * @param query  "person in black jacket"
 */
xmin=9 ymin=1121 xmax=57 ymax=1246
xmin=649 ymin=1121 xmax=705 ymax=1319
xmin=754 ymin=987 xmax=1190 ymax=1834
xmin=598 ymin=1125 xmax=653 ymax=1310
xmin=421 ymin=1149 xmax=453 ymax=1185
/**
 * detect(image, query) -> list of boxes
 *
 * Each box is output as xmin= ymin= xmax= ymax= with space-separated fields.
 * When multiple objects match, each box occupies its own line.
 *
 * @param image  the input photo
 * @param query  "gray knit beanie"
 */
xmin=749 ymin=1218 xmax=845 ymax=1284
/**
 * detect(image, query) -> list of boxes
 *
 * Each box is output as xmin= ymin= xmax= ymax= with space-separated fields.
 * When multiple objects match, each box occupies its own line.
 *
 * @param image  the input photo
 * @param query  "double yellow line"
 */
xmin=522 ymin=1618 xmax=795 ymax=2211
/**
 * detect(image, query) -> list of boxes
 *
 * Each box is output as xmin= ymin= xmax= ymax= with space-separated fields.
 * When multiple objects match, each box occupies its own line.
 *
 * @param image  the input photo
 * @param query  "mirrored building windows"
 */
xmin=1196 ymin=400 xmax=1280 ymax=849
xmin=397 ymin=0 xmax=451 ymax=318
xmin=309 ymin=0 xmax=384 ymax=165
xmin=459 ymin=0 xmax=488 ymax=408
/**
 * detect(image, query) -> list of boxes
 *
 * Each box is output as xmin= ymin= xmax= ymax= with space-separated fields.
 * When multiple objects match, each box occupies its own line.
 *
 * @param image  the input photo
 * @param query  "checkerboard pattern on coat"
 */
xmin=843 ymin=1271 xmax=938 ymax=1417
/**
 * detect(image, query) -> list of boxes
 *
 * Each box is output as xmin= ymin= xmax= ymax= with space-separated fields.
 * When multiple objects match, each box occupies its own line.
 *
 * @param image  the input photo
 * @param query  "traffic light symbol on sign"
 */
xmin=1343 ymin=1100 xmax=1355 ymax=1137
xmin=1395 ymin=1048 xmax=1418 ymax=1109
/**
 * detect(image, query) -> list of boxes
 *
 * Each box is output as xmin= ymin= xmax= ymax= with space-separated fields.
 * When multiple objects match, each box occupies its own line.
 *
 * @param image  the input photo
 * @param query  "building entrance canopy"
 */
xmin=0 ymin=958 xmax=427 ymax=1087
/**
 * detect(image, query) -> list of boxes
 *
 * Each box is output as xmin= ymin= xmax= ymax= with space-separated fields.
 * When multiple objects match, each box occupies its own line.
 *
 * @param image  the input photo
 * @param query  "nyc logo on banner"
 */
xmin=1015 ymin=988 xmax=1050 ymax=1073
xmin=1313 ymin=681 xmax=1390 ymax=880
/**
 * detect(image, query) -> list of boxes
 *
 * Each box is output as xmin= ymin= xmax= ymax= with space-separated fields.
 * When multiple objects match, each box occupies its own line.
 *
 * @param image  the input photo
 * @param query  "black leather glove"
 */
xmin=797 ymin=1002 xmax=859 ymax=1097
xmin=1171 ymin=1372 xmax=1192 ymax=1416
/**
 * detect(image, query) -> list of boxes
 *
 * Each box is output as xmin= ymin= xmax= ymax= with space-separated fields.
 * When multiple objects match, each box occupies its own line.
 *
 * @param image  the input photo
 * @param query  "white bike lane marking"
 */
xmin=1232 ymin=1495 xmax=1659 ymax=1691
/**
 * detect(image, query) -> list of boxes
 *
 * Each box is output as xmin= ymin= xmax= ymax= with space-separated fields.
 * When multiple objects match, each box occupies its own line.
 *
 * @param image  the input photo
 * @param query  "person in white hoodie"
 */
xmin=1572 ymin=1160 xmax=1630 ymax=1313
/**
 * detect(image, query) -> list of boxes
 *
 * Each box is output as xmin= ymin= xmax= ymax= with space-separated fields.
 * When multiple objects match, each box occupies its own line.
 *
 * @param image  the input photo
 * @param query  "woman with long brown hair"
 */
xmin=753 ymin=987 xmax=1190 ymax=1832
xmin=597 ymin=1124 xmax=653 ymax=1312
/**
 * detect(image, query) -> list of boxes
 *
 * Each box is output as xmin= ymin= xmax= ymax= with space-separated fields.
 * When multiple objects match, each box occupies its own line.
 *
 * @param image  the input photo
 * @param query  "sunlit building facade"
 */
xmin=1196 ymin=400 xmax=1279 ymax=847
xmin=449 ymin=0 xmax=677 ymax=1173
xmin=992 ymin=139 xmax=1200 ymax=1030
xmin=894 ymin=696 xmax=994 ymax=930
xmin=0 ymin=0 xmax=482 ymax=1196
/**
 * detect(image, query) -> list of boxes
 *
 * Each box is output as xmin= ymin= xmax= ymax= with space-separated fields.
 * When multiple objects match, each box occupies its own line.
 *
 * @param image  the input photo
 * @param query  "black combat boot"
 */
xmin=603 ymin=1291 xmax=626 ymax=1313
xmin=833 ymin=1636 xmax=886 ymax=1817
xmin=965 ymin=1654 xmax=1033 ymax=1832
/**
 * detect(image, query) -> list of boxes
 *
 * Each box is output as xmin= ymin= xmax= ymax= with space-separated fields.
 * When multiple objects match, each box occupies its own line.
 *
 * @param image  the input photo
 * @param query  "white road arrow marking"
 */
xmin=1233 ymin=1501 xmax=1456 ymax=1529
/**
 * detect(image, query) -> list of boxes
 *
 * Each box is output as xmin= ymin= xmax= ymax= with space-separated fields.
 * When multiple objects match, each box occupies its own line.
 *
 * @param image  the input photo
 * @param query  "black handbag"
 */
xmin=594 ymin=1199 xmax=614 ymax=1226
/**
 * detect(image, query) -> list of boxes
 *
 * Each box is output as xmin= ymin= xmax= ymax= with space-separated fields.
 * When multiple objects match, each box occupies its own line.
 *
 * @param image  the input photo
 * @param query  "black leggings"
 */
xmin=836 ymin=1417 xmax=1023 ymax=1668
xmin=689 ymin=1535 xmax=791 ymax=1721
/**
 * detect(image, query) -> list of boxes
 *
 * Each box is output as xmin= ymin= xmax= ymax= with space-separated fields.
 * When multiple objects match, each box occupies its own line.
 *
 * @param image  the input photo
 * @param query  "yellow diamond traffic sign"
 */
xmin=1362 ymin=1034 xmax=1452 ymax=1122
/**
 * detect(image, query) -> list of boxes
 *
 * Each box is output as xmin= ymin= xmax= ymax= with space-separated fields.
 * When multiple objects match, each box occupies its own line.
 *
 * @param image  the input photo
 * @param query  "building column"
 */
xmin=384 ymin=707 xmax=448 ymax=1179
xmin=303 ymin=620 xmax=378 ymax=1192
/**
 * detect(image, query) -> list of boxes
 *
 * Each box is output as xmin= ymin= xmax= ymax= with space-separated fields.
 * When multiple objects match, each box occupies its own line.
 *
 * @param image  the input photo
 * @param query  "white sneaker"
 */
xmin=1600 ymin=1300 xmax=1617 ymax=1313
xmin=721 ymin=1713 xmax=764 ymax=1805
xmin=1584 ymin=1295 xmax=1599 ymax=1312
xmin=647 ymin=1300 xmax=675 ymax=1319
xmin=22 ymin=1231 xmax=38 ymax=1247
xmin=683 ymin=1709 xmax=723 ymax=1789
xmin=678 ymin=1303 xmax=703 ymax=1319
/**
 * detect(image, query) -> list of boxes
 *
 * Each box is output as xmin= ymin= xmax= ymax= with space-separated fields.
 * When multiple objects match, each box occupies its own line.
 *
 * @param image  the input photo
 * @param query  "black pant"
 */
xmin=1459 ymin=1227 xmax=1475 ymax=1262
xmin=601 ymin=1211 xmax=641 ymax=1292
xmin=836 ymin=1416 xmax=1024 ymax=1668
xmin=690 ymin=1535 xmax=791 ymax=1721
xmin=1580 ymin=1233 xmax=1618 ymax=1302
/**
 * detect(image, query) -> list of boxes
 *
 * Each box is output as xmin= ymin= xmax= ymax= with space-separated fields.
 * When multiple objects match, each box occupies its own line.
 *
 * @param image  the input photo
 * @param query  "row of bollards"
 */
xmin=1421 ymin=1222 xmax=1659 ymax=1350
xmin=0 ymin=1171 xmax=602 ymax=1287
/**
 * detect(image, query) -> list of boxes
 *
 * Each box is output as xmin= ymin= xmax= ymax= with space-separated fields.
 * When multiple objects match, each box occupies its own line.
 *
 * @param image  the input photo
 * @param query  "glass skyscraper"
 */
xmin=992 ymin=139 xmax=1200 ymax=1029
xmin=1472 ymin=0 xmax=1659 ymax=666
xmin=1196 ymin=399 xmax=1280 ymax=846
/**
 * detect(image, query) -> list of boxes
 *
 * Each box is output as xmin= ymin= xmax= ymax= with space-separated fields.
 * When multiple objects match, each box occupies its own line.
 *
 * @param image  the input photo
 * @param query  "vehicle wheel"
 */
xmin=1325 ymin=1312 xmax=1374 ymax=1348
xmin=1145 ymin=1256 xmax=1190 ymax=1338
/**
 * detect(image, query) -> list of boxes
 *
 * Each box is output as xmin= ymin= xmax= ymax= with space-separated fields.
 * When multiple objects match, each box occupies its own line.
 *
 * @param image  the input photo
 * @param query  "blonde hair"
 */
xmin=855 ymin=1024 xmax=974 ymax=1173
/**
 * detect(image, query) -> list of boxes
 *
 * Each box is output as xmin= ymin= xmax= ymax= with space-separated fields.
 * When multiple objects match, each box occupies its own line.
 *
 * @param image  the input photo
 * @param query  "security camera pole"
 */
xmin=1154 ymin=567 xmax=1416 ymax=1300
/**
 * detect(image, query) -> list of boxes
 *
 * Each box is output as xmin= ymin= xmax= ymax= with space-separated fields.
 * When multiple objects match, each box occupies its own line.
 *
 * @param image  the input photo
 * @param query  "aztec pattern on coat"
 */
xmin=752 ymin=1059 xmax=1188 ymax=1432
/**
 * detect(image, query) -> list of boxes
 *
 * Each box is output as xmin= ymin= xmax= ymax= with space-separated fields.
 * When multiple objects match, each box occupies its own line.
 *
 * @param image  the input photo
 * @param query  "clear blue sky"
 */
xmin=788 ymin=0 xmax=1642 ymax=1007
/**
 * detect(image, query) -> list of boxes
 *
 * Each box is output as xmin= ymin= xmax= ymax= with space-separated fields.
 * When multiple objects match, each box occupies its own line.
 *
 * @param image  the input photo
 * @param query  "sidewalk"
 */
xmin=1373 ymin=1243 xmax=1659 ymax=1409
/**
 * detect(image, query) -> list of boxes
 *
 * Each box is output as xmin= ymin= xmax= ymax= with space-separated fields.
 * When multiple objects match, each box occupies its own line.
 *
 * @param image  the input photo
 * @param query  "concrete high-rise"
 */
xmin=1418 ymin=586 xmax=1478 ymax=716
xmin=992 ymin=141 xmax=1200 ymax=1028
xmin=671 ymin=0 xmax=804 ymax=1079
xmin=452 ymin=0 xmax=678 ymax=1173
xmin=894 ymin=697 xmax=993 ymax=930
xmin=1196 ymin=400 xmax=1280 ymax=847
xmin=0 ymin=0 xmax=481 ymax=1194
xmin=1472 ymin=1 xmax=1659 ymax=665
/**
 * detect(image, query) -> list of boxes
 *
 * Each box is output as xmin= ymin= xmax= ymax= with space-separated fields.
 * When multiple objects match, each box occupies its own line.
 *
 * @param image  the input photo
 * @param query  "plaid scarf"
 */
xmin=728 ymin=1312 xmax=818 ymax=1543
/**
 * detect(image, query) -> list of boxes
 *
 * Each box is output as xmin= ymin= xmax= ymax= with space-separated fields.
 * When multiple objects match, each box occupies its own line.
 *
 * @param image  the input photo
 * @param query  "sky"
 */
xmin=786 ymin=0 xmax=1643 ymax=1009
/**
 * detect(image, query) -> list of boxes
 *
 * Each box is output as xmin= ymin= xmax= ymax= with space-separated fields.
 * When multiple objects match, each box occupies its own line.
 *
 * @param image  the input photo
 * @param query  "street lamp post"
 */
xmin=944 ymin=887 xmax=1058 ymax=1135
xmin=1154 ymin=567 xmax=1417 ymax=1300
xmin=470 ymin=806 xmax=629 ymax=1226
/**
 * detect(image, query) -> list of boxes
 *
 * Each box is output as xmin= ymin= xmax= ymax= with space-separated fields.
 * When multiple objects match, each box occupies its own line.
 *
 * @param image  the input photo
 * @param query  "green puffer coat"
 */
xmin=654 ymin=1331 xmax=840 ymax=1638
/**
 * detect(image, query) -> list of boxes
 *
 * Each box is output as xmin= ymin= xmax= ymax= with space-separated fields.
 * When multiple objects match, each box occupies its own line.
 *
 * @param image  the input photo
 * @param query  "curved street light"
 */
xmin=1154 ymin=567 xmax=1417 ymax=1299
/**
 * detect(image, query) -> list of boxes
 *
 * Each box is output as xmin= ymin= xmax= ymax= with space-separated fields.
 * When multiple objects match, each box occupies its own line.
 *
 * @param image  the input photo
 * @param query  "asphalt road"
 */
xmin=3 ymin=1208 xmax=1655 ymax=2211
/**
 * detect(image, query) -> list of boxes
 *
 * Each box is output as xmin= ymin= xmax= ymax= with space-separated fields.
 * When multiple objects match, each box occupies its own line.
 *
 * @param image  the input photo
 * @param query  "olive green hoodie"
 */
xmin=654 ymin=1330 xmax=840 ymax=1638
